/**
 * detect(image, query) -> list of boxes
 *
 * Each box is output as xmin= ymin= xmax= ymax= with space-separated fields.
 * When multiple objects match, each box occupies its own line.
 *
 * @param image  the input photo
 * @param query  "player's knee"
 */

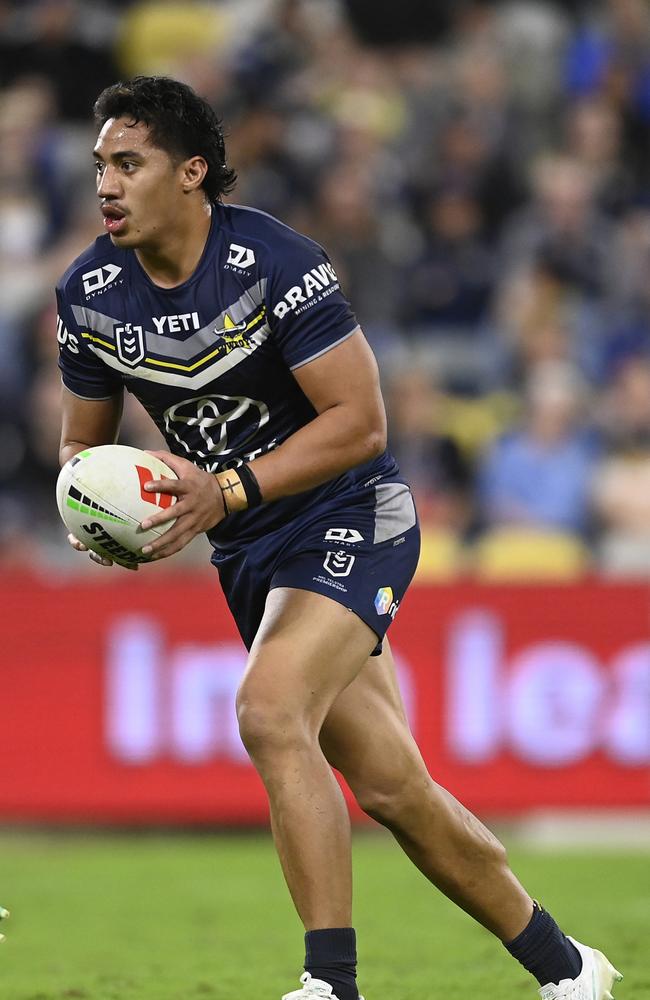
xmin=236 ymin=690 xmax=305 ymax=759
xmin=354 ymin=777 xmax=415 ymax=826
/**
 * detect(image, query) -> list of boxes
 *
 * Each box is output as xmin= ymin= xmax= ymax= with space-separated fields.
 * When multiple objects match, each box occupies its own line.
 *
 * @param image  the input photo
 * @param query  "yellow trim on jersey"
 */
xmin=146 ymin=307 xmax=266 ymax=372
xmin=81 ymin=332 xmax=115 ymax=351
xmin=80 ymin=306 xmax=266 ymax=373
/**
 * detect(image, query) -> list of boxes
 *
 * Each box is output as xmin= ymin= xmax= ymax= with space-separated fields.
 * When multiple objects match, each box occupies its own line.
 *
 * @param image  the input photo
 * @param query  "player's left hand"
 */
xmin=138 ymin=450 xmax=225 ymax=560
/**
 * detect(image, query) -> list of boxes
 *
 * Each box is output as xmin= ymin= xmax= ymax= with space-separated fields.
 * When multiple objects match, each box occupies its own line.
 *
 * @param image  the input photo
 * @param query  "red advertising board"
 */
xmin=0 ymin=574 xmax=648 ymax=822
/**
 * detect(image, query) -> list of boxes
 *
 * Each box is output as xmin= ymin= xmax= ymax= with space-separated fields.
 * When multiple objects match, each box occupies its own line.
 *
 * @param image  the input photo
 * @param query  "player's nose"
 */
xmin=97 ymin=165 xmax=121 ymax=198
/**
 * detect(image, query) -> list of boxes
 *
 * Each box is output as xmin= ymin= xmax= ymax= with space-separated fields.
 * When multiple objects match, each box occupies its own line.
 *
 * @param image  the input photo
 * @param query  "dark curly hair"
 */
xmin=93 ymin=76 xmax=237 ymax=204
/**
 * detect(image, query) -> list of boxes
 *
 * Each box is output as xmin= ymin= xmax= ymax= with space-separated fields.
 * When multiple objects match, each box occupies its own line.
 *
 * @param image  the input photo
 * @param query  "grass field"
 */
xmin=0 ymin=830 xmax=645 ymax=1000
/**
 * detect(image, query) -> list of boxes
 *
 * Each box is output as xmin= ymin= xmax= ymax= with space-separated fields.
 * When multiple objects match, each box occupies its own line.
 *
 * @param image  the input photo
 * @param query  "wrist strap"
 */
xmin=215 ymin=464 xmax=263 ymax=515
xmin=238 ymin=463 xmax=263 ymax=508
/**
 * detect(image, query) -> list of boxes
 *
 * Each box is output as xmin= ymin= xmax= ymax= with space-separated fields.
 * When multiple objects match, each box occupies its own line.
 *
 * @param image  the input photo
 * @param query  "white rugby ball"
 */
xmin=56 ymin=444 xmax=178 ymax=567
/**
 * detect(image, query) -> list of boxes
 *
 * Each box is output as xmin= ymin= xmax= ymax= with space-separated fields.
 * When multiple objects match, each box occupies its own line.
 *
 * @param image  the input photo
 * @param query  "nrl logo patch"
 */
xmin=115 ymin=323 xmax=145 ymax=368
xmin=323 ymin=550 xmax=356 ymax=578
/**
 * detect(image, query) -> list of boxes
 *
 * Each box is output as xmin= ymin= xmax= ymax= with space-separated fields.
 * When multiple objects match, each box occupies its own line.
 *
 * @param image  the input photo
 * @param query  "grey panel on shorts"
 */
xmin=373 ymin=483 xmax=417 ymax=544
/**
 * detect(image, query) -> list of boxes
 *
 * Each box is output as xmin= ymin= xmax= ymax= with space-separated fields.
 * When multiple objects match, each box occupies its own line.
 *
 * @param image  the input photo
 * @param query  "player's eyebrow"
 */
xmin=93 ymin=149 xmax=144 ymax=162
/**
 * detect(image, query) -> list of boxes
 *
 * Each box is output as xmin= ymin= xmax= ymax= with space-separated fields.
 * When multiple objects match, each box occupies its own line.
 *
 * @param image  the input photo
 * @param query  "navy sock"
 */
xmin=304 ymin=927 xmax=358 ymax=1000
xmin=504 ymin=901 xmax=582 ymax=986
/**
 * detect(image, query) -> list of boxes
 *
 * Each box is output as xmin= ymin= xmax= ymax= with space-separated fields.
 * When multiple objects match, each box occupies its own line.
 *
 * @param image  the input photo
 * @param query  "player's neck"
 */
xmin=135 ymin=203 xmax=212 ymax=288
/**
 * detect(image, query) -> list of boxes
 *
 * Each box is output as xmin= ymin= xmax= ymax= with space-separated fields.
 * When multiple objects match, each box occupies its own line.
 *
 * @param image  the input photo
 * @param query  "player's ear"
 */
xmin=180 ymin=155 xmax=208 ymax=194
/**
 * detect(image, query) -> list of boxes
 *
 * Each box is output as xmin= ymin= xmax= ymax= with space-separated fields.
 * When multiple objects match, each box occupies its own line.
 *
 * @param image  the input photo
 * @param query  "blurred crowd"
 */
xmin=2 ymin=0 xmax=650 ymax=577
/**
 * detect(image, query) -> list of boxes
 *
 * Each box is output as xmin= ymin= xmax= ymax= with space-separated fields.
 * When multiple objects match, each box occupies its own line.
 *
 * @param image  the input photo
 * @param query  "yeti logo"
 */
xmin=163 ymin=393 xmax=269 ymax=460
xmin=323 ymin=551 xmax=356 ymax=578
xmin=115 ymin=323 xmax=145 ymax=367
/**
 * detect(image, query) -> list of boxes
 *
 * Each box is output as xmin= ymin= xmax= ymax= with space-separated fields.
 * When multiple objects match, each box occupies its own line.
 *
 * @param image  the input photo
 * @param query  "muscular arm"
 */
xmin=248 ymin=328 xmax=387 ymax=502
xmin=140 ymin=328 xmax=388 ymax=558
xmin=59 ymin=387 xmax=123 ymax=466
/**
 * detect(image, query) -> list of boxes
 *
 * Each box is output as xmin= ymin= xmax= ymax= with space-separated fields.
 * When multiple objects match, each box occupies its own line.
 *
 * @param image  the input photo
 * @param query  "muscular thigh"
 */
xmin=319 ymin=638 xmax=426 ymax=798
xmin=237 ymin=587 xmax=379 ymax=735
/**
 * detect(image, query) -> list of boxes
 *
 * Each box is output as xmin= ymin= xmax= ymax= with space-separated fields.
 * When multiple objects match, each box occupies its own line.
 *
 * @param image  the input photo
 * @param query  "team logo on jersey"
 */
xmin=324 ymin=528 xmax=364 ymax=544
xmin=82 ymin=264 xmax=122 ymax=297
xmin=213 ymin=313 xmax=249 ymax=343
xmin=164 ymin=393 xmax=269 ymax=461
xmin=115 ymin=323 xmax=145 ymax=368
xmin=226 ymin=243 xmax=256 ymax=269
xmin=323 ymin=550 xmax=356 ymax=578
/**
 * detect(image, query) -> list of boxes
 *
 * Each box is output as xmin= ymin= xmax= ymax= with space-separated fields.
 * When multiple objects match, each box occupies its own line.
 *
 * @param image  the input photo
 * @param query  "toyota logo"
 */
xmin=163 ymin=394 xmax=269 ymax=459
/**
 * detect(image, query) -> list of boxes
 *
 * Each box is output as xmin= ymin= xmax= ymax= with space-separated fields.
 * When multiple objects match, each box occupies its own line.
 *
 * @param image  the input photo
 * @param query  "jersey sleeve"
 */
xmin=56 ymin=285 xmax=123 ymax=399
xmin=266 ymin=237 xmax=360 ymax=370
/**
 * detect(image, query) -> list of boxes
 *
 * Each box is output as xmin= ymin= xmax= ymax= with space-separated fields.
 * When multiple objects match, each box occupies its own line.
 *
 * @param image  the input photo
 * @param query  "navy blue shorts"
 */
xmin=211 ymin=480 xmax=420 ymax=655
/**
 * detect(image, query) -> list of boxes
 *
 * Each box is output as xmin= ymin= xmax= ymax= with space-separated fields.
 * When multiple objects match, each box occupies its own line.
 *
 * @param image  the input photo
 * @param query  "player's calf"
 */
xmin=344 ymin=761 xmax=532 ymax=940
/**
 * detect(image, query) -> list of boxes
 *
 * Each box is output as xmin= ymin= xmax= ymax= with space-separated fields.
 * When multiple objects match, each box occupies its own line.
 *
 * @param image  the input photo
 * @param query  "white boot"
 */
xmin=538 ymin=937 xmax=623 ymax=1000
xmin=282 ymin=972 xmax=364 ymax=1000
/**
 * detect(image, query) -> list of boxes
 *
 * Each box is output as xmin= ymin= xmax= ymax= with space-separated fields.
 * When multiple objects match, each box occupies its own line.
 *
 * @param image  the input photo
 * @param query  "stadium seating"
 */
xmin=471 ymin=527 xmax=591 ymax=581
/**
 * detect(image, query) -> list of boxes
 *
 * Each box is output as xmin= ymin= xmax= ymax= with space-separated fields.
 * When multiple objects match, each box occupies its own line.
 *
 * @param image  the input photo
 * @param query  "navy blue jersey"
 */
xmin=56 ymin=203 xmax=399 ymax=549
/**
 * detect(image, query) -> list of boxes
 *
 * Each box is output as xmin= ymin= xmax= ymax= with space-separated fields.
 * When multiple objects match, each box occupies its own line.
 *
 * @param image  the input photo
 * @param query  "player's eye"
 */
xmin=94 ymin=161 xmax=105 ymax=174
xmin=121 ymin=161 xmax=136 ymax=172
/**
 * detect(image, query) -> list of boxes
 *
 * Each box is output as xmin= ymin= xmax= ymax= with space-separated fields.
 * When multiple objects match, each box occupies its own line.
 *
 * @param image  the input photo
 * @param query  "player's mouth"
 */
xmin=101 ymin=205 xmax=127 ymax=234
